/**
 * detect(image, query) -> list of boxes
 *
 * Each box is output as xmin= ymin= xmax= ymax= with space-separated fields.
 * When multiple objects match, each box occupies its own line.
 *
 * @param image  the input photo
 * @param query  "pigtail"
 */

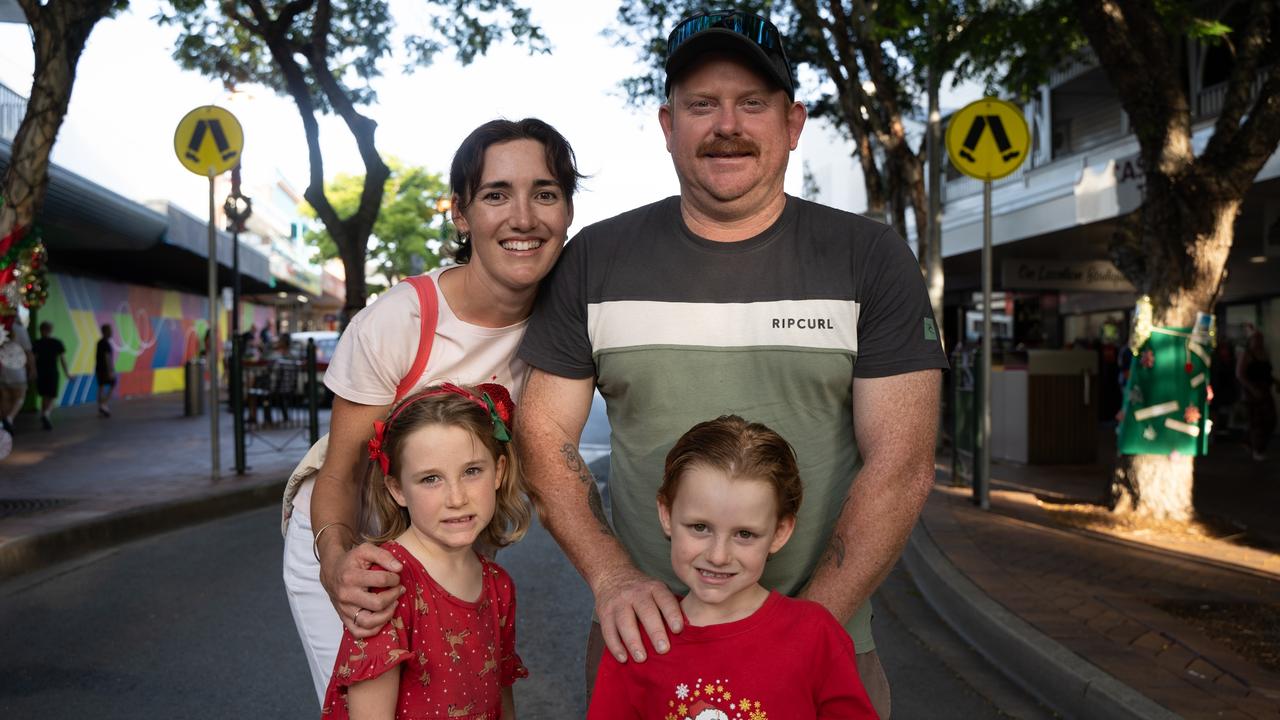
xmin=364 ymin=458 xmax=411 ymax=545
xmin=481 ymin=435 xmax=532 ymax=548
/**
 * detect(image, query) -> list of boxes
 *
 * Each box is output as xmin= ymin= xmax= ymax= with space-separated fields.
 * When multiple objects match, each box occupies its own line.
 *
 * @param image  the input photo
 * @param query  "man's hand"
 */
xmin=321 ymin=541 xmax=404 ymax=638
xmin=593 ymin=564 xmax=683 ymax=663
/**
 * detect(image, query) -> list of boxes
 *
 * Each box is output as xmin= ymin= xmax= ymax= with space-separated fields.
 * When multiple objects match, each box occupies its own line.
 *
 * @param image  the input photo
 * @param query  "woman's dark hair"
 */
xmin=446 ymin=117 xmax=584 ymax=263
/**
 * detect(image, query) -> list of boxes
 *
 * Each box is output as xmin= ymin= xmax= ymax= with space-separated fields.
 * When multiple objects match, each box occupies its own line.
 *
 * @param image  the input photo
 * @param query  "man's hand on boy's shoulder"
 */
xmin=592 ymin=564 xmax=684 ymax=663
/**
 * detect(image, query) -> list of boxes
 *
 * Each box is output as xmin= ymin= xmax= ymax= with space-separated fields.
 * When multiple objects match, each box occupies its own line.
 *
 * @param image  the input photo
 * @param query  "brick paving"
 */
xmin=4 ymin=393 xmax=1279 ymax=717
xmin=0 ymin=392 xmax=326 ymax=554
xmin=922 ymin=484 xmax=1280 ymax=718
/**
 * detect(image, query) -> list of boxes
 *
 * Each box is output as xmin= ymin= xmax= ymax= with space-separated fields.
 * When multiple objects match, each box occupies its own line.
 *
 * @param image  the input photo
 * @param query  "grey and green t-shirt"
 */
xmin=519 ymin=195 xmax=947 ymax=651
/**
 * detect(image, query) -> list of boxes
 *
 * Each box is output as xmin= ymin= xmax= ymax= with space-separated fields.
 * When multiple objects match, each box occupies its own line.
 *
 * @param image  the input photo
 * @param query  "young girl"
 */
xmin=321 ymin=382 xmax=531 ymax=719
xmin=587 ymin=415 xmax=879 ymax=719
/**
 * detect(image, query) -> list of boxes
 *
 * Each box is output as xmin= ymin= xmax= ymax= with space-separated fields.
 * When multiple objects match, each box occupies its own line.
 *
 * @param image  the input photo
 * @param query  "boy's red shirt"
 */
xmin=588 ymin=591 xmax=878 ymax=719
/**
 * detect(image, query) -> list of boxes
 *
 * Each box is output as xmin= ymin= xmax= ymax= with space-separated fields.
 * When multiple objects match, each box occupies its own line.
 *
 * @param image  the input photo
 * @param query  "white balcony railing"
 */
xmin=0 ymin=81 xmax=27 ymax=143
xmin=1047 ymin=48 xmax=1099 ymax=88
xmin=1195 ymin=74 xmax=1268 ymax=120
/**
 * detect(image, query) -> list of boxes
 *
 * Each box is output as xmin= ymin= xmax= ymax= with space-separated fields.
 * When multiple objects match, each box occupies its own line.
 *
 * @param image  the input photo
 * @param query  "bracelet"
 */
xmin=313 ymin=521 xmax=354 ymax=563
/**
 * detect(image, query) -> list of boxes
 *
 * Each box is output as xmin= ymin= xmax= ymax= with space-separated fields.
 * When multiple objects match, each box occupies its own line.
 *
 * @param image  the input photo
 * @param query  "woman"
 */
xmin=282 ymin=118 xmax=582 ymax=701
xmin=1237 ymin=327 xmax=1278 ymax=461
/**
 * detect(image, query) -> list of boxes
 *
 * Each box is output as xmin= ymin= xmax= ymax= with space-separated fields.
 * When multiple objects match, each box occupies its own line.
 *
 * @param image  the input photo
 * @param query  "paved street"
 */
xmin=0 ymin=496 xmax=1049 ymax=719
xmin=6 ymin=391 xmax=1272 ymax=718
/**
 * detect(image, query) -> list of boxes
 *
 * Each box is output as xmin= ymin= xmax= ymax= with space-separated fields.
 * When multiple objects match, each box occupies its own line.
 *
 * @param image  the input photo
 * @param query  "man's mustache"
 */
xmin=697 ymin=138 xmax=759 ymax=157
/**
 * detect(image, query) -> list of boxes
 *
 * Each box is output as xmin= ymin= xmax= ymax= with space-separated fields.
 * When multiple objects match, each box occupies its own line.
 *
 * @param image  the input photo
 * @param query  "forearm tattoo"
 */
xmin=823 ymin=497 xmax=851 ymax=569
xmin=560 ymin=443 xmax=614 ymax=536
xmin=824 ymin=533 xmax=847 ymax=569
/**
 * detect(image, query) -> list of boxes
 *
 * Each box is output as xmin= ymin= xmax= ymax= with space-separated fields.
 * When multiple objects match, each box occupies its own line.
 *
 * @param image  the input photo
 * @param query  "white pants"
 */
xmin=282 ymin=479 xmax=343 ymax=704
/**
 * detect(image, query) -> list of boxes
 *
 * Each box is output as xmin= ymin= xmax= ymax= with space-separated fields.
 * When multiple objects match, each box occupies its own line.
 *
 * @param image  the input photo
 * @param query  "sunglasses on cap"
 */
xmin=665 ymin=9 xmax=795 ymax=98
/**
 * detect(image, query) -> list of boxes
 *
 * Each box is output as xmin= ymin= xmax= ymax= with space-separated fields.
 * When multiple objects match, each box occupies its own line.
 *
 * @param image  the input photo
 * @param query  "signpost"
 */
xmin=945 ymin=97 xmax=1029 ymax=509
xmin=174 ymin=105 xmax=243 ymax=479
xmin=225 ymin=168 xmax=253 ymax=475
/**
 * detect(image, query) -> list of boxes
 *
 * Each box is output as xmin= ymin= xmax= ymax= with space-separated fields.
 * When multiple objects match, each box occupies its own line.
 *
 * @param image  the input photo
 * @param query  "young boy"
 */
xmin=587 ymin=415 xmax=878 ymax=719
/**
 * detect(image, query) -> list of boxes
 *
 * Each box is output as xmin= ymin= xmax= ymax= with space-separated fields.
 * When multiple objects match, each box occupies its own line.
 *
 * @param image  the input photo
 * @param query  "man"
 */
xmin=32 ymin=321 xmax=70 ymax=430
xmin=515 ymin=9 xmax=946 ymax=718
xmin=96 ymin=323 xmax=116 ymax=418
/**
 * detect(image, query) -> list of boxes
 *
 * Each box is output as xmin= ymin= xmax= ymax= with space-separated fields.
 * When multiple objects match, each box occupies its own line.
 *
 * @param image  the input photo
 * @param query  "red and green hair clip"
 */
xmin=366 ymin=382 xmax=515 ymax=476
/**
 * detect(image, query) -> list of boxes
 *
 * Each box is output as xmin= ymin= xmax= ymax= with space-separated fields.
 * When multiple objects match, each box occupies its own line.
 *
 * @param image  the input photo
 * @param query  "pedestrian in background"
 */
xmin=1210 ymin=341 xmax=1238 ymax=437
xmin=0 ymin=317 xmax=34 ymax=435
xmin=1237 ymin=326 xmax=1278 ymax=461
xmin=32 ymin=321 xmax=69 ymax=431
xmin=96 ymin=323 xmax=116 ymax=418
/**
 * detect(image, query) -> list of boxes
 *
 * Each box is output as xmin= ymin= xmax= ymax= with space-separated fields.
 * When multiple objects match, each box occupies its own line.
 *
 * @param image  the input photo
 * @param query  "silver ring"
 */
xmin=354 ymin=608 xmax=366 ymax=626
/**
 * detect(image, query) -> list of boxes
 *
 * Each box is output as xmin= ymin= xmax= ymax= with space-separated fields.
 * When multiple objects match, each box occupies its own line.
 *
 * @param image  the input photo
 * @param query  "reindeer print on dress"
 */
xmin=318 ymin=542 xmax=528 ymax=720
xmin=415 ymin=584 xmax=430 ymax=615
xmin=443 ymin=628 xmax=471 ymax=664
xmin=477 ymin=643 xmax=498 ymax=678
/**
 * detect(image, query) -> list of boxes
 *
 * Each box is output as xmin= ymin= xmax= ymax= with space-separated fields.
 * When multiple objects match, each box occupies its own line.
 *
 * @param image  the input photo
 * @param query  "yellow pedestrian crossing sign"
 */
xmin=173 ymin=105 xmax=243 ymax=176
xmin=946 ymin=98 xmax=1029 ymax=181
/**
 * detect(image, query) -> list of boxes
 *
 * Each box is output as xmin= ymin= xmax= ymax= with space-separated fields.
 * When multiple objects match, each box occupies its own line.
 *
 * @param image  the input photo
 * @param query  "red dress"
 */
xmin=321 ymin=543 xmax=528 ymax=719
xmin=587 ymin=592 xmax=878 ymax=719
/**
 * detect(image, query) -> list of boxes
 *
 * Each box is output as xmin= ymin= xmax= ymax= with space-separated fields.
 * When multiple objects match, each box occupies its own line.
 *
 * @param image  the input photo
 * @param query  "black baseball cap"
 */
xmin=664 ymin=9 xmax=795 ymax=100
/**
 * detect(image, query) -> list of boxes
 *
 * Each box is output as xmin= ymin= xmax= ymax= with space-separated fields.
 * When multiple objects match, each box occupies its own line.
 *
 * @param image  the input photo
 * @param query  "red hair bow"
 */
xmin=367 ymin=420 xmax=391 ymax=476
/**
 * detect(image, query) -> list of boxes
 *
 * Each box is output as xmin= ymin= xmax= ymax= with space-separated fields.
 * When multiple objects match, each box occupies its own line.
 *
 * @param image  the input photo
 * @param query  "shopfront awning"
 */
xmin=148 ymin=201 xmax=273 ymax=287
xmin=0 ymin=1 xmax=25 ymax=24
xmin=1 ymin=138 xmax=322 ymax=296
xmin=1 ymin=138 xmax=168 ymax=252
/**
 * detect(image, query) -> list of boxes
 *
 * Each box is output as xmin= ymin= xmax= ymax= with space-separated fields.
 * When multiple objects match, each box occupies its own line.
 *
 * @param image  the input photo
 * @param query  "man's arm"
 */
xmin=516 ymin=369 xmax=682 ymax=663
xmin=799 ymin=369 xmax=941 ymax=623
xmin=312 ymin=396 xmax=403 ymax=637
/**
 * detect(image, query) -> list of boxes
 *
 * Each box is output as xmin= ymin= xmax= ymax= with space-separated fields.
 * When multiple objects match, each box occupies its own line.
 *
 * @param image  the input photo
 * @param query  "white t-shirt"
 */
xmin=0 ymin=322 xmax=32 ymax=385
xmin=323 ymin=266 xmax=530 ymax=406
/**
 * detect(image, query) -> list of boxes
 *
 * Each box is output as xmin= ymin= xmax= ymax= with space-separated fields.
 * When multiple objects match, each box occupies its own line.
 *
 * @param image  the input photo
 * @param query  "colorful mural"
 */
xmin=30 ymin=273 xmax=274 ymax=407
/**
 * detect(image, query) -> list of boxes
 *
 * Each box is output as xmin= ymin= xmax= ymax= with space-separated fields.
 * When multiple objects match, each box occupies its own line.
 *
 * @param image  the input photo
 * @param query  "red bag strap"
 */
xmin=393 ymin=274 xmax=439 ymax=403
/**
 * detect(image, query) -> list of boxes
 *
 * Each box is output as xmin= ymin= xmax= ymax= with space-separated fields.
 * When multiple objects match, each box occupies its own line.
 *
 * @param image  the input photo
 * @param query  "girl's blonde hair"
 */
xmin=364 ymin=384 xmax=532 ymax=548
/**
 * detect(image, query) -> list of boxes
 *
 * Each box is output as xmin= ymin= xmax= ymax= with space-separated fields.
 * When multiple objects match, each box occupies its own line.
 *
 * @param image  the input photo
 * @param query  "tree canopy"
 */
xmin=156 ymin=0 xmax=548 ymax=318
xmin=1 ymin=0 xmax=124 ymax=316
xmin=303 ymin=160 xmax=450 ymax=292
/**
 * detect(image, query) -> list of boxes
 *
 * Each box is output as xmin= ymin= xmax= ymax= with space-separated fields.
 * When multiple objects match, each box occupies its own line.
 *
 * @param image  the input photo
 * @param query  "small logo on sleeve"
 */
xmin=924 ymin=318 xmax=939 ymax=341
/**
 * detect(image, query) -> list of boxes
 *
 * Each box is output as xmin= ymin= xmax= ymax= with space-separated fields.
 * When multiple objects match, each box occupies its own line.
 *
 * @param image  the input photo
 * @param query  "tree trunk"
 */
xmin=1110 ymin=184 xmax=1239 ymax=521
xmin=904 ymin=152 xmax=929 ymax=270
xmin=857 ymin=134 xmax=887 ymax=222
xmin=337 ymin=229 xmax=367 ymax=327
xmin=249 ymin=0 xmax=387 ymax=325
xmin=0 ymin=1 xmax=113 ymax=244
xmin=1110 ymin=453 xmax=1195 ymax=520
xmin=925 ymin=67 xmax=945 ymax=344
xmin=886 ymin=157 xmax=907 ymax=240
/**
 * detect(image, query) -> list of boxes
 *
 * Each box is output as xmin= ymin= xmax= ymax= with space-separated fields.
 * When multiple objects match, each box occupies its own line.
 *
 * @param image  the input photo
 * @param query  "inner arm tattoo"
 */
xmin=560 ymin=443 xmax=614 ymax=536
xmin=822 ymin=497 xmax=851 ymax=569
